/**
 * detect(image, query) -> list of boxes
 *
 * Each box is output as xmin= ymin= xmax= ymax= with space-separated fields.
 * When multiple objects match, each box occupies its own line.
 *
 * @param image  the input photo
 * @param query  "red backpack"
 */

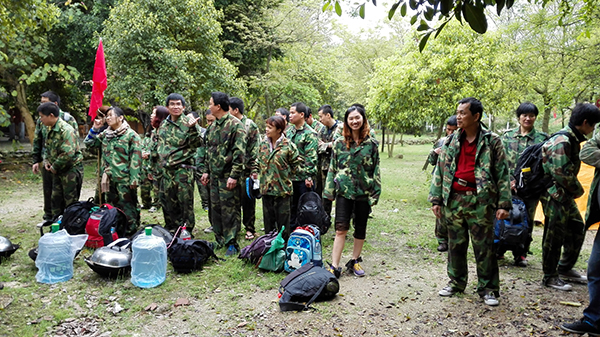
xmin=85 ymin=205 xmax=126 ymax=248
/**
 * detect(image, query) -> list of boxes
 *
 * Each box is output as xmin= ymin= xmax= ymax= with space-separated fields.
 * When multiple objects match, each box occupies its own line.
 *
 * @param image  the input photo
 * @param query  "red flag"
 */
xmin=88 ymin=39 xmax=107 ymax=120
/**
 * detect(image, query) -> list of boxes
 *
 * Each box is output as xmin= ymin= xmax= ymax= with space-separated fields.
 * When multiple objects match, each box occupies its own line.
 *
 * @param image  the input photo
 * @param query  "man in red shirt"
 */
xmin=429 ymin=97 xmax=512 ymax=306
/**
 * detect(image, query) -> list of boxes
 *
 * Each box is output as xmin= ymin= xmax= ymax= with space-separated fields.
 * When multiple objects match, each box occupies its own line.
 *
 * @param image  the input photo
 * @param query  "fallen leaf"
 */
xmin=560 ymin=301 xmax=582 ymax=307
xmin=175 ymin=298 xmax=189 ymax=307
xmin=145 ymin=303 xmax=158 ymax=311
xmin=237 ymin=321 xmax=248 ymax=328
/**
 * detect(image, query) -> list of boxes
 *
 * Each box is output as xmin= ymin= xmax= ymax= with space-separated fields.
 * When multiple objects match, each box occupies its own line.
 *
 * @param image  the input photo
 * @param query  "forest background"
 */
xmin=0 ymin=0 xmax=599 ymax=150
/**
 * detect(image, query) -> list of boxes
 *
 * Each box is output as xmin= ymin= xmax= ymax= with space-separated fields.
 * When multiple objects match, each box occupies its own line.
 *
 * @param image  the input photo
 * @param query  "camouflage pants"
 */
xmin=159 ymin=167 xmax=195 ymax=232
xmin=435 ymin=209 xmax=448 ymax=244
xmin=540 ymin=194 xmax=585 ymax=282
xmin=194 ymin=171 xmax=209 ymax=210
xmin=104 ymin=180 xmax=140 ymax=236
xmin=51 ymin=166 xmax=83 ymax=220
xmin=239 ymin=176 xmax=256 ymax=234
xmin=444 ymin=193 xmax=499 ymax=296
xmin=262 ymin=195 xmax=291 ymax=241
xmin=140 ymin=172 xmax=159 ymax=209
xmin=42 ymin=167 xmax=54 ymax=221
xmin=209 ymin=177 xmax=241 ymax=248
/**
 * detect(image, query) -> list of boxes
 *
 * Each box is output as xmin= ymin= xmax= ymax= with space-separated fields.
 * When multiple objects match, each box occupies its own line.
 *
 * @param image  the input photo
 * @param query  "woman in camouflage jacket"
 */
xmin=85 ymin=107 xmax=142 ymax=235
xmin=258 ymin=116 xmax=301 ymax=240
xmin=324 ymin=104 xmax=381 ymax=278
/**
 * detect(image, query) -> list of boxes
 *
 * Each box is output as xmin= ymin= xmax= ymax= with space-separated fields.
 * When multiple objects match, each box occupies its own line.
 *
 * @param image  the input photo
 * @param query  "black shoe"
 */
xmin=561 ymin=318 xmax=600 ymax=336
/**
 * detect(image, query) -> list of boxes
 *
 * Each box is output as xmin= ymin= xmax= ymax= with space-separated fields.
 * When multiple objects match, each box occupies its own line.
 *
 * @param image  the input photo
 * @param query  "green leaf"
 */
xmin=410 ymin=14 xmax=418 ymax=25
xmin=389 ymin=2 xmax=400 ymax=20
xmin=417 ymin=23 xmax=430 ymax=31
xmin=359 ymin=4 xmax=365 ymax=18
xmin=322 ymin=1 xmax=331 ymax=11
xmin=372 ymin=0 xmax=377 ymax=5
xmin=335 ymin=1 xmax=342 ymax=16
xmin=440 ymin=0 xmax=452 ymax=15
xmin=401 ymin=3 xmax=407 ymax=16
xmin=434 ymin=19 xmax=450 ymax=38
xmin=506 ymin=0 xmax=515 ymax=9
xmin=455 ymin=0 xmax=463 ymax=22
xmin=496 ymin=0 xmax=505 ymax=15
xmin=409 ymin=0 xmax=418 ymax=10
xmin=419 ymin=32 xmax=431 ymax=52
xmin=463 ymin=1 xmax=487 ymax=34
xmin=11 ymin=91 xmax=17 ymax=97
xmin=424 ymin=6 xmax=434 ymax=20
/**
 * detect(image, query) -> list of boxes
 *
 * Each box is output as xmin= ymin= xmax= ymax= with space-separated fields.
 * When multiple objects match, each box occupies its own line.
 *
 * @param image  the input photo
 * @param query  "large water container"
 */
xmin=36 ymin=225 xmax=73 ymax=284
xmin=131 ymin=227 xmax=167 ymax=288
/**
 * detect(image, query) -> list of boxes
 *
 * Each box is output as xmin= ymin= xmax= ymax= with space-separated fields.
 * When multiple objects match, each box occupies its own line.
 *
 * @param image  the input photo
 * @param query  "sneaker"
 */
xmin=225 ymin=244 xmax=238 ymax=257
xmin=544 ymin=276 xmax=573 ymax=291
xmin=326 ymin=262 xmax=342 ymax=279
xmin=515 ymin=256 xmax=528 ymax=267
xmin=483 ymin=293 xmax=499 ymax=306
xmin=559 ymin=269 xmax=588 ymax=284
xmin=148 ymin=206 xmax=157 ymax=213
xmin=437 ymin=242 xmax=448 ymax=252
xmin=204 ymin=226 xmax=214 ymax=233
xmin=438 ymin=286 xmax=461 ymax=297
xmin=346 ymin=257 xmax=365 ymax=277
xmin=561 ymin=318 xmax=600 ymax=336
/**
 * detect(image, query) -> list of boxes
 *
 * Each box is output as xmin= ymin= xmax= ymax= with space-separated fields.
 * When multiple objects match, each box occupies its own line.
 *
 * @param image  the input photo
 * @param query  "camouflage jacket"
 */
xmin=286 ymin=122 xmax=318 ymax=180
xmin=194 ymin=127 xmax=207 ymax=169
xmin=323 ymin=135 xmax=381 ymax=206
xmin=84 ymin=126 xmax=142 ymax=186
xmin=426 ymin=136 xmax=449 ymax=167
xmin=155 ymin=114 xmax=202 ymax=171
xmin=200 ymin=113 xmax=246 ymax=180
xmin=317 ymin=121 xmax=343 ymax=171
xmin=32 ymin=110 xmax=78 ymax=164
xmin=580 ymin=128 xmax=600 ymax=227
xmin=428 ymin=126 xmax=512 ymax=211
xmin=502 ymin=126 xmax=548 ymax=176
xmin=45 ymin=118 xmax=83 ymax=175
xmin=258 ymin=135 xmax=301 ymax=197
xmin=239 ymin=115 xmax=260 ymax=176
xmin=308 ymin=120 xmax=326 ymax=136
xmin=542 ymin=125 xmax=586 ymax=202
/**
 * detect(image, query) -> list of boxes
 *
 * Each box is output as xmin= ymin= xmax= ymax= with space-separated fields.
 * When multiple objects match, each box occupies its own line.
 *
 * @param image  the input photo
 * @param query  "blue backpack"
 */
xmin=284 ymin=225 xmax=322 ymax=272
xmin=494 ymin=198 xmax=529 ymax=248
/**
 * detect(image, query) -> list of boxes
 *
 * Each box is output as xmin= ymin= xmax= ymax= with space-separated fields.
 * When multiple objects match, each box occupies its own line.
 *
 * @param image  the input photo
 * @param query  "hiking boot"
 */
xmin=437 ymin=242 xmax=448 ymax=252
xmin=439 ymin=286 xmax=461 ymax=297
xmin=326 ymin=262 xmax=342 ymax=279
xmin=561 ymin=318 xmax=600 ymax=336
xmin=148 ymin=206 xmax=157 ymax=213
xmin=559 ymin=269 xmax=588 ymax=284
xmin=483 ymin=293 xmax=499 ymax=306
xmin=346 ymin=257 xmax=365 ymax=277
xmin=515 ymin=256 xmax=528 ymax=267
xmin=225 ymin=245 xmax=238 ymax=257
xmin=204 ymin=226 xmax=214 ymax=233
xmin=544 ymin=276 xmax=572 ymax=291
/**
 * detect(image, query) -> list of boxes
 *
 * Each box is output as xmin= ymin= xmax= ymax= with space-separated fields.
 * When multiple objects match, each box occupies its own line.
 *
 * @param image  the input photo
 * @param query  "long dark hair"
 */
xmin=342 ymin=104 xmax=370 ymax=149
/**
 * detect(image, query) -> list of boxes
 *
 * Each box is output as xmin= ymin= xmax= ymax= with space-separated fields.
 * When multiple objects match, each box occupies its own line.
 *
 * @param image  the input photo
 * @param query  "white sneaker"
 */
xmin=545 ymin=277 xmax=573 ymax=291
xmin=204 ymin=226 xmax=213 ymax=233
xmin=483 ymin=293 xmax=499 ymax=306
xmin=439 ymin=286 xmax=460 ymax=297
xmin=148 ymin=206 xmax=157 ymax=213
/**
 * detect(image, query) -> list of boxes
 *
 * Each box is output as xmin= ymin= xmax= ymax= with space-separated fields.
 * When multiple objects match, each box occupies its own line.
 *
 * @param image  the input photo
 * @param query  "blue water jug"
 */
xmin=131 ymin=227 xmax=167 ymax=288
xmin=36 ymin=224 xmax=73 ymax=284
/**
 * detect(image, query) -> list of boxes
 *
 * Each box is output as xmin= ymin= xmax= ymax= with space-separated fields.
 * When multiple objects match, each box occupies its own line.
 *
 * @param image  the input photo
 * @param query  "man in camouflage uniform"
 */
xmin=429 ymin=97 xmax=511 ymax=306
xmin=155 ymin=93 xmax=202 ymax=233
xmin=426 ymin=115 xmax=457 ymax=252
xmin=140 ymin=131 xmax=159 ymax=211
xmin=85 ymin=107 xmax=142 ymax=235
xmin=32 ymin=91 xmax=79 ymax=222
xmin=229 ymin=97 xmax=260 ymax=240
xmin=287 ymin=102 xmax=319 ymax=226
xmin=500 ymin=103 xmax=548 ymax=266
xmin=317 ymin=104 xmax=342 ymax=217
xmin=560 ymin=121 xmax=600 ymax=335
xmin=36 ymin=102 xmax=83 ymax=220
xmin=540 ymin=103 xmax=600 ymax=291
xmin=200 ymin=92 xmax=246 ymax=256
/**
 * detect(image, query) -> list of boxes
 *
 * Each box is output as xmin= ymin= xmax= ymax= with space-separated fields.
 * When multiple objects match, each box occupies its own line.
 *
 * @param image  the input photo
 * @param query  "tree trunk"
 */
xmin=381 ymin=126 xmax=385 ymax=152
xmin=435 ymin=120 xmax=445 ymax=141
xmin=542 ymin=93 xmax=551 ymax=133
xmin=399 ymin=133 xmax=404 ymax=147
xmin=14 ymin=82 xmax=35 ymax=144
xmin=387 ymin=132 xmax=396 ymax=158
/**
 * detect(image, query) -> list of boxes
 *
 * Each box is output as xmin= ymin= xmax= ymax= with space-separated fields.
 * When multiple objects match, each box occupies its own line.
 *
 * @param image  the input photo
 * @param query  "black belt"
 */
xmin=453 ymin=177 xmax=476 ymax=189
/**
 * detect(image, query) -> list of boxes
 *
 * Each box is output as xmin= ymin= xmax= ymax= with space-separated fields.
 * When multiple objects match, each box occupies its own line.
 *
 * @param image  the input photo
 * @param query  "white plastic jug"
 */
xmin=131 ymin=227 xmax=167 ymax=288
xmin=36 ymin=228 xmax=88 ymax=284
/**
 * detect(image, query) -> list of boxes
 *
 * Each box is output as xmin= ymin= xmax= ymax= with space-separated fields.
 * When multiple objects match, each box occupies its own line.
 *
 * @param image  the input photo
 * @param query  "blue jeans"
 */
xmin=584 ymin=229 xmax=600 ymax=327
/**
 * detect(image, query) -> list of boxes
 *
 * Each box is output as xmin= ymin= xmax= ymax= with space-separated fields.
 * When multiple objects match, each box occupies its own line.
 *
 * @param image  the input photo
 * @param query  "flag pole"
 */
xmin=89 ymin=38 xmax=108 ymax=204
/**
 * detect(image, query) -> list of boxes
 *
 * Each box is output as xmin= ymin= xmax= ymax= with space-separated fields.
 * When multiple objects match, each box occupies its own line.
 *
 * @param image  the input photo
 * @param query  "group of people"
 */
xmin=427 ymin=97 xmax=600 ymax=333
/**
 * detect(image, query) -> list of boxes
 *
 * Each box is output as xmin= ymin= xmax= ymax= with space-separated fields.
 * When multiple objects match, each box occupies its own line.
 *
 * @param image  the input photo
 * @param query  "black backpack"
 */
xmin=494 ymin=197 xmax=530 ymax=248
xmin=167 ymin=238 xmax=218 ymax=273
xmin=514 ymin=130 xmax=575 ymax=200
xmin=239 ymin=230 xmax=278 ymax=266
xmin=42 ymin=198 xmax=97 ymax=236
xmin=278 ymin=263 xmax=339 ymax=312
xmin=294 ymin=191 xmax=331 ymax=235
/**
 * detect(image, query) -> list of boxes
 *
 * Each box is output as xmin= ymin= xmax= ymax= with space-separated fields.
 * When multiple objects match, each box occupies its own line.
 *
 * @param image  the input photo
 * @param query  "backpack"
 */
xmin=294 ymin=191 xmax=331 ymax=235
xmin=494 ymin=197 xmax=530 ymax=248
xmin=60 ymin=198 xmax=97 ymax=235
xmin=278 ymin=263 xmax=339 ymax=311
xmin=167 ymin=238 xmax=218 ymax=273
xmin=239 ymin=230 xmax=279 ymax=266
xmin=514 ymin=130 xmax=575 ymax=200
xmin=85 ymin=205 xmax=127 ymax=248
xmin=284 ymin=225 xmax=322 ymax=273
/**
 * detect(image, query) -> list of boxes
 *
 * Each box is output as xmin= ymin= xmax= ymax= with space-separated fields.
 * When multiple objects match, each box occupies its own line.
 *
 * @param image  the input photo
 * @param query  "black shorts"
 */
xmin=334 ymin=196 xmax=370 ymax=240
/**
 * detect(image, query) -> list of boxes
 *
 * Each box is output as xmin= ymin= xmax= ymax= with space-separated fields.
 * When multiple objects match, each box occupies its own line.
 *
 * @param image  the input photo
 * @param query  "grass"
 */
xmin=0 ymin=142 xmax=594 ymax=336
